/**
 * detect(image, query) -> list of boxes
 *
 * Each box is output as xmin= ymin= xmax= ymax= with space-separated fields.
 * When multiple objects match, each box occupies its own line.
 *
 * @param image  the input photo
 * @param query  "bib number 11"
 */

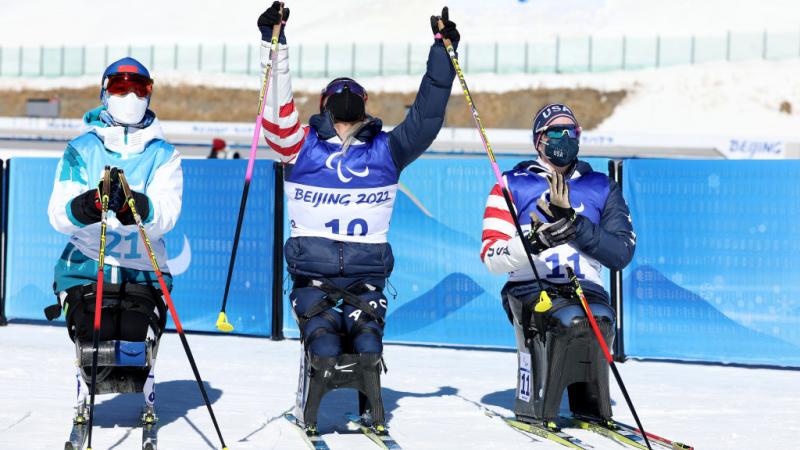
xmin=324 ymin=218 xmax=368 ymax=236
xmin=545 ymin=253 xmax=584 ymax=279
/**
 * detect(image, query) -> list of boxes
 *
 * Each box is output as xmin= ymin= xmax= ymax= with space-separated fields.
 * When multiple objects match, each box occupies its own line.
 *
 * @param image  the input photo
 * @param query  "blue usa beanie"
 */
xmin=532 ymin=103 xmax=579 ymax=148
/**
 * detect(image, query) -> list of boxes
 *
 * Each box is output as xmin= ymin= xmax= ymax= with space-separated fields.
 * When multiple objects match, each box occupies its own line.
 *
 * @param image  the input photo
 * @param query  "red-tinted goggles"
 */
xmin=105 ymin=73 xmax=153 ymax=98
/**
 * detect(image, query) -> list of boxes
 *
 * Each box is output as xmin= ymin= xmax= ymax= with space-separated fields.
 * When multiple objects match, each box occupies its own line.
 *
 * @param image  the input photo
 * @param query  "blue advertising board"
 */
xmin=4 ymin=157 xmax=275 ymax=336
xmin=282 ymin=156 xmax=611 ymax=347
xmin=622 ymin=159 xmax=800 ymax=367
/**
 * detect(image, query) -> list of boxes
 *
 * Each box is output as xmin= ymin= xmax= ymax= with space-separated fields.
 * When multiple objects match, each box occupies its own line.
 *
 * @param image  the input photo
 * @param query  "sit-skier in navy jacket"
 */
xmin=260 ymin=26 xmax=457 ymax=358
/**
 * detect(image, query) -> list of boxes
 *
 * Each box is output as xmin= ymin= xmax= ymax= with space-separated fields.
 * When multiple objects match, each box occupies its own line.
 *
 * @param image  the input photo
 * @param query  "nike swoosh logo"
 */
xmin=166 ymin=235 xmax=191 ymax=275
xmin=334 ymin=363 xmax=357 ymax=371
xmin=574 ymin=203 xmax=585 ymax=213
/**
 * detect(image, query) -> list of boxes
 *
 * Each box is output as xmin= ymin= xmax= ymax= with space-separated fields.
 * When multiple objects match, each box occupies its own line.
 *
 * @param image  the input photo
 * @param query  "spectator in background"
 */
xmin=207 ymin=137 xmax=240 ymax=159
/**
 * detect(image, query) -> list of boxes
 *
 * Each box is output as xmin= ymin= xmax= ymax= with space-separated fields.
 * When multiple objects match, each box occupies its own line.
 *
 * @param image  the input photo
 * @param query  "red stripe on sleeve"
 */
xmin=279 ymin=101 xmax=296 ymax=118
xmin=262 ymin=117 xmax=301 ymax=139
xmin=481 ymin=228 xmax=512 ymax=243
xmin=265 ymin=127 xmax=308 ymax=157
xmin=483 ymin=206 xmax=513 ymax=221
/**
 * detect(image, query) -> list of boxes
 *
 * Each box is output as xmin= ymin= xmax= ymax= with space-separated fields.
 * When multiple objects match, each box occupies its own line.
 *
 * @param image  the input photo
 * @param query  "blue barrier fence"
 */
xmin=3 ymin=158 xmax=275 ymax=336
xmin=0 ymin=154 xmax=797 ymax=367
xmin=622 ymin=160 xmax=800 ymax=367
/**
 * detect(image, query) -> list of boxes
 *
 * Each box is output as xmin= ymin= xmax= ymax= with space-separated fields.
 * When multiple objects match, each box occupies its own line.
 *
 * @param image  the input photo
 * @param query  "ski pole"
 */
xmin=565 ymin=266 xmax=652 ymax=450
xmin=215 ymin=4 xmax=285 ymax=332
xmin=436 ymin=17 xmax=551 ymax=313
xmin=118 ymin=170 xmax=229 ymax=450
xmin=86 ymin=165 xmax=111 ymax=450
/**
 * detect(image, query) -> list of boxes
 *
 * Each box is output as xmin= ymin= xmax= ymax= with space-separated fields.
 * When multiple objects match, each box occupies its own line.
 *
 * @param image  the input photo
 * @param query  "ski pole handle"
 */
xmin=248 ymin=3 xmax=284 ymax=181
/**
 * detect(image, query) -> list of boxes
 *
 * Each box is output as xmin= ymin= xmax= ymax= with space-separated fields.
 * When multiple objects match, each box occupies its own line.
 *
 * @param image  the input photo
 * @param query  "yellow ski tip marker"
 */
xmin=535 ymin=291 xmax=552 ymax=313
xmin=216 ymin=312 xmax=234 ymax=332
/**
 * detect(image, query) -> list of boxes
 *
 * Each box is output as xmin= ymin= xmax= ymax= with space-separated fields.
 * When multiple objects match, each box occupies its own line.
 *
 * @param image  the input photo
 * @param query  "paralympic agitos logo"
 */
xmin=324 ymin=150 xmax=369 ymax=183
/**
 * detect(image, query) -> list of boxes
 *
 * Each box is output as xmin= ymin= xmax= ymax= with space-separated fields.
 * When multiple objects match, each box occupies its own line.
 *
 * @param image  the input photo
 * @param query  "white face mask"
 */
xmin=106 ymin=93 xmax=149 ymax=125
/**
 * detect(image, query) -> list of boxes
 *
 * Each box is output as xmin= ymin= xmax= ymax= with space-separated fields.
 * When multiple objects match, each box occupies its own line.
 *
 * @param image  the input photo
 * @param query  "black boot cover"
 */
xmin=294 ymin=350 xmax=385 ymax=428
xmin=507 ymin=287 xmax=615 ymax=422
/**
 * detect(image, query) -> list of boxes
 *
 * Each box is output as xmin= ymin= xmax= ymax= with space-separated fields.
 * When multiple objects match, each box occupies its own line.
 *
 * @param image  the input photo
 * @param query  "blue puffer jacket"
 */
xmin=284 ymin=41 xmax=456 ymax=280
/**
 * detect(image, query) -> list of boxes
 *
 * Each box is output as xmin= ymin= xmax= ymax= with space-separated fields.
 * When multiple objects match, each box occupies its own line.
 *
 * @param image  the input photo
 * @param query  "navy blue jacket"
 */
xmin=285 ymin=41 xmax=456 ymax=280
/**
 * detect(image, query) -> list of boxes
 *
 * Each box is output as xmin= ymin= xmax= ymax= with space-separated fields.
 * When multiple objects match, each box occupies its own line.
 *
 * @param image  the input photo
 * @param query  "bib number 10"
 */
xmin=325 ymin=218 xmax=368 ymax=236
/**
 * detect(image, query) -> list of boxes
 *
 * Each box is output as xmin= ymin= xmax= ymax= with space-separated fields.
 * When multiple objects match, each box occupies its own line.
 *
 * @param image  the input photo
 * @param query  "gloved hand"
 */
xmin=258 ymin=1 xmax=290 ymax=44
xmin=97 ymin=167 xmax=126 ymax=213
xmin=537 ymin=172 xmax=576 ymax=222
xmin=526 ymin=212 xmax=577 ymax=254
xmin=115 ymin=189 xmax=150 ymax=226
xmin=430 ymin=6 xmax=459 ymax=43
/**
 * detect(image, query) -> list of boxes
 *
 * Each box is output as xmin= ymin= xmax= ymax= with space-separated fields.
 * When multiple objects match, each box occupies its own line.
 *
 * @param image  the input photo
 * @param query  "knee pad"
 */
xmin=548 ymin=300 xmax=615 ymax=338
xmin=350 ymin=323 xmax=383 ymax=354
xmin=342 ymin=288 xmax=387 ymax=353
xmin=304 ymin=311 xmax=344 ymax=358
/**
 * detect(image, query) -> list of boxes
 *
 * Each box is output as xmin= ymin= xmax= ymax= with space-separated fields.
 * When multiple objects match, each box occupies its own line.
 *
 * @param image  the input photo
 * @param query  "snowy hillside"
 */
xmin=4 ymin=2 xmax=800 ymax=138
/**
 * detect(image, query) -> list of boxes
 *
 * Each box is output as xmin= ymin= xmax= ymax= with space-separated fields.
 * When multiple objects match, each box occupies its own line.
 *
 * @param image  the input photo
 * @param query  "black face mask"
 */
xmin=325 ymin=88 xmax=366 ymax=123
xmin=543 ymin=136 xmax=580 ymax=167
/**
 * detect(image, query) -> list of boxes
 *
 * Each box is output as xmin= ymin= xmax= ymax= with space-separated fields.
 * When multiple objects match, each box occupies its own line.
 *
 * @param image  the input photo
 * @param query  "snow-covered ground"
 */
xmin=1 ymin=323 xmax=797 ymax=449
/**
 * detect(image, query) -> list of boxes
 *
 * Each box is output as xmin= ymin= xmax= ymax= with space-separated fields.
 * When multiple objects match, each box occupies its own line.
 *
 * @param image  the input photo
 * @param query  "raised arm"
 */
xmin=388 ymin=8 xmax=459 ymax=171
xmin=258 ymin=2 xmax=307 ymax=163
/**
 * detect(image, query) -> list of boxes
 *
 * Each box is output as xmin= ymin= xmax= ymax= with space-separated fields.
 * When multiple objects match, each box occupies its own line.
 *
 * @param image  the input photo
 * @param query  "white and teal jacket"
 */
xmin=48 ymin=107 xmax=183 ymax=292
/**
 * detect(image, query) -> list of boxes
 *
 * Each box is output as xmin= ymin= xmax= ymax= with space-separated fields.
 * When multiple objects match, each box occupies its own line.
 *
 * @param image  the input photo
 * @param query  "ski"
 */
xmin=480 ymin=407 xmax=589 ymax=449
xmin=64 ymin=407 xmax=89 ymax=450
xmin=565 ymin=415 xmax=693 ymax=450
xmin=284 ymin=412 xmax=331 ymax=450
xmin=345 ymin=413 xmax=401 ymax=450
xmin=501 ymin=416 xmax=590 ymax=450
xmin=141 ymin=406 xmax=158 ymax=450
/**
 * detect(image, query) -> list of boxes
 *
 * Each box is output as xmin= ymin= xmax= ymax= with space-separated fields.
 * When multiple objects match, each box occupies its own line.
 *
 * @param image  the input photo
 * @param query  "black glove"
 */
xmin=70 ymin=189 xmax=102 ymax=225
xmin=98 ymin=167 xmax=126 ymax=213
xmin=258 ymin=1 xmax=290 ymax=44
xmin=115 ymin=190 xmax=150 ymax=226
xmin=430 ymin=6 xmax=459 ymax=43
xmin=526 ymin=213 xmax=577 ymax=254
